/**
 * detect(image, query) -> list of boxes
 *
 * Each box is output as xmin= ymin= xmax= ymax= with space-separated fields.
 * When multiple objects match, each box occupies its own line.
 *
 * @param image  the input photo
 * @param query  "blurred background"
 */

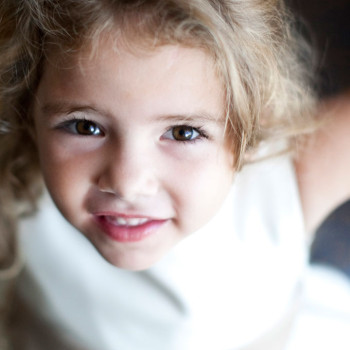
xmin=285 ymin=2 xmax=350 ymax=348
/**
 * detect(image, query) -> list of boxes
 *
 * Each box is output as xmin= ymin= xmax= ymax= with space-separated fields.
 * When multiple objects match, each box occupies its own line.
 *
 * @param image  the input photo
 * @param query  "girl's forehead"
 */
xmin=48 ymin=31 xmax=220 ymax=79
xmin=40 ymin=39 xmax=225 ymax=100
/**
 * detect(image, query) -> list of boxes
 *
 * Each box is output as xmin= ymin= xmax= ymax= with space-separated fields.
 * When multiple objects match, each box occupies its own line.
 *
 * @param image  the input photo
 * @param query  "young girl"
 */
xmin=0 ymin=0 xmax=344 ymax=349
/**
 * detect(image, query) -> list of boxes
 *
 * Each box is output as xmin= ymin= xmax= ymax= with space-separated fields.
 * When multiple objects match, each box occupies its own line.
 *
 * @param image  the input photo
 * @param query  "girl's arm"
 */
xmin=295 ymin=90 xmax=350 ymax=234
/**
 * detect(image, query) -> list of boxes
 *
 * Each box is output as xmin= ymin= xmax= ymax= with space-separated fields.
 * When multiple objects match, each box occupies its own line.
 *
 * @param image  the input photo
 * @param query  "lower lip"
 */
xmin=95 ymin=216 xmax=168 ymax=243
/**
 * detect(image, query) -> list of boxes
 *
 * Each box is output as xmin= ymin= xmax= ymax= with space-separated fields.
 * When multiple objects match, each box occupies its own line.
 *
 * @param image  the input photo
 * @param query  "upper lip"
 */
xmin=93 ymin=211 xmax=167 ymax=221
xmin=94 ymin=212 xmax=169 ymax=227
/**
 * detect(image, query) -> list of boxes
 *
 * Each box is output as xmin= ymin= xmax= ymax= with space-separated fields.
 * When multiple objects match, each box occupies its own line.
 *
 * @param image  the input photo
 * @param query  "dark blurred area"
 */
xmin=288 ymin=0 xmax=350 ymax=98
xmin=310 ymin=200 xmax=350 ymax=278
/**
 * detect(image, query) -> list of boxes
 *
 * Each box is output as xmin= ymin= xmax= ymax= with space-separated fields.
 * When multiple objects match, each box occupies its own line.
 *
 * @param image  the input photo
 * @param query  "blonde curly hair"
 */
xmin=0 ymin=0 xmax=315 ymax=276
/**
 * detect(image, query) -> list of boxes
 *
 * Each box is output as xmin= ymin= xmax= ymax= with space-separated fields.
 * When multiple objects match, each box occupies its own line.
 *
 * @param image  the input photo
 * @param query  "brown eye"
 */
xmin=75 ymin=120 xmax=102 ymax=135
xmin=171 ymin=125 xmax=198 ymax=141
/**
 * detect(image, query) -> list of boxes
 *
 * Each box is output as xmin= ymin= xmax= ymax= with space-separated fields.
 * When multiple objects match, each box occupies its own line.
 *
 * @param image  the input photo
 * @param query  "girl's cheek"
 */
xmin=160 ymin=141 xmax=220 ymax=164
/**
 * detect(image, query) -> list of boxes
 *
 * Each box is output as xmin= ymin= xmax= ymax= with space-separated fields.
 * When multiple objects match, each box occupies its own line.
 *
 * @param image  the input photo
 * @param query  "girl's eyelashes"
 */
xmin=162 ymin=125 xmax=208 ymax=143
xmin=55 ymin=118 xmax=208 ymax=143
xmin=56 ymin=118 xmax=104 ymax=136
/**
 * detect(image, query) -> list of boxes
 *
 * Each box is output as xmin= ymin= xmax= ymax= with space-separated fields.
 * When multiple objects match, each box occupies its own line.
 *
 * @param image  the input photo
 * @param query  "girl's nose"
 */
xmin=97 ymin=143 xmax=159 ymax=201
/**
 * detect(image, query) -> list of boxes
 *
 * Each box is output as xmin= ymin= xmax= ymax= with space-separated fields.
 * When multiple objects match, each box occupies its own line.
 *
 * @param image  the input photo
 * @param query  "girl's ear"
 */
xmin=24 ymin=115 xmax=38 ymax=148
xmin=26 ymin=99 xmax=39 ymax=145
xmin=29 ymin=126 xmax=38 ymax=145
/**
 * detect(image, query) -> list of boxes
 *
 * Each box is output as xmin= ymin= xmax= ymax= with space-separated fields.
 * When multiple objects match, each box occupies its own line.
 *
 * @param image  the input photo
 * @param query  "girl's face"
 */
xmin=33 ymin=40 xmax=235 ymax=270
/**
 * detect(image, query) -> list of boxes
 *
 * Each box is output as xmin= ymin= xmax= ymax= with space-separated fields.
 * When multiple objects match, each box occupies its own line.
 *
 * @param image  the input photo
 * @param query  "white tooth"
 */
xmin=116 ymin=217 xmax=127 ymax=225
xmin=128 ymin=218 xmax=141 ymax=226
xmin=106 ymin=216 xmax=150 ymax=226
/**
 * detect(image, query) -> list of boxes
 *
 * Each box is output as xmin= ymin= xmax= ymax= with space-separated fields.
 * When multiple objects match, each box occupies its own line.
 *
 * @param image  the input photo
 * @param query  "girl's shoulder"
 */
xmin=295 ymin=91 xmax=350 ymax=234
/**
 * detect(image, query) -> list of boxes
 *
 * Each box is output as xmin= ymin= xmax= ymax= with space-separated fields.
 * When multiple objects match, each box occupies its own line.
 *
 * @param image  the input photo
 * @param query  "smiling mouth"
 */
xmin=95 ymin=215 xmax=168 ymax=242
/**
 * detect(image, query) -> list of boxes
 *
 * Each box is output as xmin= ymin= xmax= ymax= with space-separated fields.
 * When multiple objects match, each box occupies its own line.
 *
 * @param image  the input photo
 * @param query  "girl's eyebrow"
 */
xmin=39 ymin=101 xmax=224 ymax=124
xmin=156 ymin=114 xmax=225 ymax=125
xmin=40 ymin=102 xmax=101 ymax=117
